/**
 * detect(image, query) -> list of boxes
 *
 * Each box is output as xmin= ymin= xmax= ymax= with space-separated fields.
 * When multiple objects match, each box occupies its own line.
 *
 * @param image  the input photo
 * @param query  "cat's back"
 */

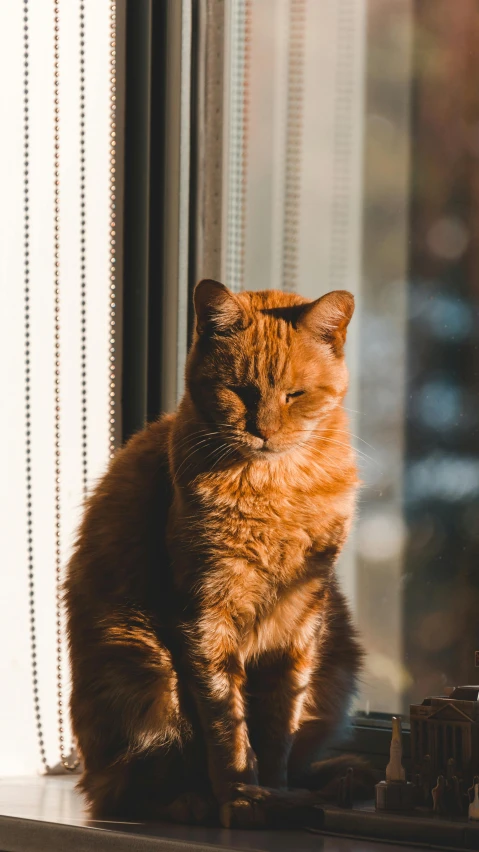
xmin=66 ymin=414 xmax=175 ymax=613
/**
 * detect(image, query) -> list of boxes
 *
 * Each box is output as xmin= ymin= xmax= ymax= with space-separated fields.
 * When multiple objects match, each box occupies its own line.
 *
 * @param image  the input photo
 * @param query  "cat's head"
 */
xmin=186 ymin=280 xmax=354 ymax=457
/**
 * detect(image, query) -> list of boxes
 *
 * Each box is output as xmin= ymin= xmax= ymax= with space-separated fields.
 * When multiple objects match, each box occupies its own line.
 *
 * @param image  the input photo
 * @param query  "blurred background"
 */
xmin=1 ymin=0 xmax=478 ymax=775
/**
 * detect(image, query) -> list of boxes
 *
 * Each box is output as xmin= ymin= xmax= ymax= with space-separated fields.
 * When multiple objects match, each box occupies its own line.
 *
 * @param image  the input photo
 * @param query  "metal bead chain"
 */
xmin=109 ymin=1 xmax=117 ymax=459
xmin=281 ymin=0 xmax=306 ymax=292
xmin=53 ymin=0 xmax=62 ymax=768
xmin=24 ymin=0 xmax=48 ymax=772
xmin=80 ymin=2 xmax=87 ymax=498
xmin=53 ymin=0 xmax=79 ymax=773
xmin=329 ymin=0 xmax=355 ymax=291
xmin=225 ymin=0 xmax=252 ymax=293
xmin=238 ymin=0 xmax=252 ymax=293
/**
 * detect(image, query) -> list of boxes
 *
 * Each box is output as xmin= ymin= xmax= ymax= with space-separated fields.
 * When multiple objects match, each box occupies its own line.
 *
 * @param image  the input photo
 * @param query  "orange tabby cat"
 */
xmin=65 ymin=280 xmax=372 ymax=828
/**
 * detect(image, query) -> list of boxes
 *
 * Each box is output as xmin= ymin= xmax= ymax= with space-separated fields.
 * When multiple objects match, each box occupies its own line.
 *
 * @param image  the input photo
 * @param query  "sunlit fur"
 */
xmin=65 ymin=283 xmax=372 ymax=829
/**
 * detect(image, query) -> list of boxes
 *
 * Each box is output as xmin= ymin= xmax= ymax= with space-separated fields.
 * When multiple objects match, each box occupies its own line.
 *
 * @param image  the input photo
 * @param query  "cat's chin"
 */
xmin=246 ymin=445 xmax=293 ymax=460
xmin=235 ymin=443 xmax=280 ymax=460
xmin=232 ymin=434 xmax=304 ymax=459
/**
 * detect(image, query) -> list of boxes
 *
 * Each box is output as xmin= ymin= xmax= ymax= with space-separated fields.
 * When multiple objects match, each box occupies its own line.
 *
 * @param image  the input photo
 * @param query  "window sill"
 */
xmin=0 ymin=775 xmax=430 ymax=852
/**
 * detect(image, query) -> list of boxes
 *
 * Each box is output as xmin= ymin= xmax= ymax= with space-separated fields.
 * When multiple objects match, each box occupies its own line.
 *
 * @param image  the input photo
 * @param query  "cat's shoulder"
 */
xmin=98 ymin=414 xmax=176 ymax=497
xmin=117 ymin=413 xmax=174 ymax=464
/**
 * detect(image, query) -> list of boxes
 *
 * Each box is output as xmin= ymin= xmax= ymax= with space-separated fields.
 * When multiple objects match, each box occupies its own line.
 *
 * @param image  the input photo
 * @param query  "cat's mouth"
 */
xmin=233 ymin=435 xmax=282 ymax=457
xmin=245 ymin=437 xmax=293 ymax=458
xmin=217 ymin=426 xmax=299 ymax=458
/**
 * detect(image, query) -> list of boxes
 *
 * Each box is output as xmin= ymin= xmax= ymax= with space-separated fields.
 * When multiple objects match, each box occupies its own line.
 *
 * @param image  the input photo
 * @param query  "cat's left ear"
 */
xmin=297 ymin=290 xmax=354 ymax=355
xmin=194 ymin=279 xmax=248 ymax=335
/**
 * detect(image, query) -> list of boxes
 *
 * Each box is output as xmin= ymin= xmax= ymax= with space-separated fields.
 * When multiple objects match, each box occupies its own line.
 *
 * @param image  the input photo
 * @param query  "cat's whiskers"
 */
xmin=173 ymin=434 xmax=221 ymax=465
xmin=316 ymin=427 xmax=376 ymax=452
xmin=342 ymin=405 xmax=365 ymax=416
xmin=294 ymin=426 xmax=377 ymax=467
xmin=173 ymin=429 xmax=222 ymax=453
xmin=309 ymin=432 xmax=378 ymax=467
xmin=173 ymin=423 xmax=242 ymax=455
xmin=298 ymin=442 xmax=348 ymax=477
xmin=176 ymin=439 xmax=240 ymax=482
xmin=213 ymin=421 xmax=241 ymax=428
xmin=209 ymin=443 xmax=241 ymax=473
xmin=173 ymin=419 xmax=250 ymax=482
xmin=172 ymin=436 xmax=226 ymax=483
xmin=199 ymin=441 xmax=243 ymax=476
xmin=215 ymin=422 xmax=245 ymax=439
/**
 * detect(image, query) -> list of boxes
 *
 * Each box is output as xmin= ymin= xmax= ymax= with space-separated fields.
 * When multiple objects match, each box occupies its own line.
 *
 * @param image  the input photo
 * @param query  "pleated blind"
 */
xmin=0 ymin=0 xmax=120 ymax=774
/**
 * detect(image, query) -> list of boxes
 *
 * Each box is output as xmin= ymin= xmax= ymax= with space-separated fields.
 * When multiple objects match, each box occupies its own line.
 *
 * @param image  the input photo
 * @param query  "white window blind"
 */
xmin=0 ymin=0 xmax=118 ymax=775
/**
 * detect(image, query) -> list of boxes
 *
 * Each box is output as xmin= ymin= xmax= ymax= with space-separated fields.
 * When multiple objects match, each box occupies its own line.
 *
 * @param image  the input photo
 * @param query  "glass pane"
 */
xmin=222 ymin=0 xmax=479 ymax=715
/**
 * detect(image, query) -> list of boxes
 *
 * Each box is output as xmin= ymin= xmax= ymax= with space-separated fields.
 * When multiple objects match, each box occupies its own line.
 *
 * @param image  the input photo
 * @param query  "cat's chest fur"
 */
xmin=165 ymin=437 xmax=357 ymax=659
xmin=170 ymin=456 xmax=355 ymax=632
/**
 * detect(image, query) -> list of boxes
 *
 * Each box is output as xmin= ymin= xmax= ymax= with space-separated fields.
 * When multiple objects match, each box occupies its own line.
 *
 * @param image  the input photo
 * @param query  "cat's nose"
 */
xmin=257 ymin=426 xmax=279 ymax=442
xmin=248 ymin=410 xmax=281 ymax=442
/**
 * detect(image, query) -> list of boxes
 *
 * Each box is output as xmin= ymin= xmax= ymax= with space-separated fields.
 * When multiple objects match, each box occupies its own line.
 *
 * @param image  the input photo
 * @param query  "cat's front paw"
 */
xmin=210 ymin=750 xmax=258 ymax=806
xmin=219 ymin=783 xmax=325 ymax=830
xmin=220 ymin=789 xmax=268 ymax=829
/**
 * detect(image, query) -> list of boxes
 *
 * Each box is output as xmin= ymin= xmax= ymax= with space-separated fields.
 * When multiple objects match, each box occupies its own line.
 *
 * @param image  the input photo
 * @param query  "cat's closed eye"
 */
xmin=227 ymin=385 xmax=261 ymax=407
xmin=285 ymin=390 xmax=305 ymax=403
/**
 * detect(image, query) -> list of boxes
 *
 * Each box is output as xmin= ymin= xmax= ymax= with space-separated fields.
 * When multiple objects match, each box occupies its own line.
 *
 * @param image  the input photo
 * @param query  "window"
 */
xmin=2 ymin=0 xmax=478 ymax=780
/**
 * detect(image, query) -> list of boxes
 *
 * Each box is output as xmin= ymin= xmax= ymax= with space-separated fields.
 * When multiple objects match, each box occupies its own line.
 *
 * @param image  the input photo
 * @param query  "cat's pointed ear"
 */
xmin=297 ymin=290 xmax=354 ymax=354
xmin=194 ymin=279 xmax=248 ymax=335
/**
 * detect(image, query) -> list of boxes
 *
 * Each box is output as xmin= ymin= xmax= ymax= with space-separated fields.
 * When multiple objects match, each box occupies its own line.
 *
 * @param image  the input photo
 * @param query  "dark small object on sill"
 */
xmin=419 ymin=754 xmax=433 ymax=808
xmin=439 ymin=773 xmax=464 ymax=818
xmin=451 ymin=774 xmax=465 ymax=816
xmin=432 ymin=774 xmax=447 ymax=815
xmin=337 ymin=766 xmax=354 ymax=808
xmin=412 ymin=772 xmax=424 ymax=807
xmin=447 ymin=756 xmax=456 ymax=781
xmin=375 ymin=779 xmax=415 ymax=812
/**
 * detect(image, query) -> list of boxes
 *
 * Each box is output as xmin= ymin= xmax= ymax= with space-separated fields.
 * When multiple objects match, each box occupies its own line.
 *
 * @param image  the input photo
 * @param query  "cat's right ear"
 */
xmin=194 ymin=279 xmax=248 ymax=335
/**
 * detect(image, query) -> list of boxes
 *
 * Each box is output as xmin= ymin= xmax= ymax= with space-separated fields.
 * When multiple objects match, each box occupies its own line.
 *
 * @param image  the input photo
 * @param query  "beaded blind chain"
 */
xmin=225 ymin=0 xmax=252 ymax=294
xmin=25 ymin=0 xmax=118 ymax=774
xmin=24 ymin=0 xmax=49 ymax=771
xmin=80 ymin=3 xmax=88 ymax=499
xmin=329 ymin=0 xmax=356 ymax=291
xmin=238 ymin=0 xmax=251 ymax=293
xmin=109 ymin=1 xmax=117 ymax=459
xmin=53 ymin=0 xmax=79 ymax=773
xmin=281 ymin=0 xmax=306 ymax=293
